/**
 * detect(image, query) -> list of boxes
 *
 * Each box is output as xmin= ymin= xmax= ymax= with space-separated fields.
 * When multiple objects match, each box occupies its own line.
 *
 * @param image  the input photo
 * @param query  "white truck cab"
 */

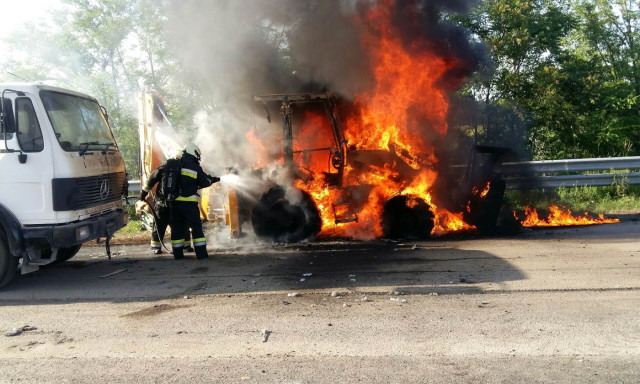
xmin=0 ymin=83 xmax=127 ymax=287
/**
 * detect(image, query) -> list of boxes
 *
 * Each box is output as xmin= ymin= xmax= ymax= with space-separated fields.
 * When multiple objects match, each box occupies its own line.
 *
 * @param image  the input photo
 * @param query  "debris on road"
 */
xmin=388 ymin=290 xmax=404 ymax=296
xmin=331 ymin=291 xmax=339 ymax=297
xmin=4 ymin=325 xmax=37 ymax=337
xmin=99 ymin=268 xmax=127 ymax=278
xmin=302 ymin=273 xmax=313 ymax=277
xmin=300 ymin=278 xmax=306 ymax=282
xmin=282 ymin=300 xmax=291 ymax=305
xmin=287 ymin=292 xmax=300 ymax=297
xmin=390 ymin=297 xmax=408 ymax=303
xmin=360 ymin=296 xmax=371 ymax=302
xmin=260 ymin=328 xmax=271 ymax=342
xmin=184 ymin=296 xmax=189 ymax=299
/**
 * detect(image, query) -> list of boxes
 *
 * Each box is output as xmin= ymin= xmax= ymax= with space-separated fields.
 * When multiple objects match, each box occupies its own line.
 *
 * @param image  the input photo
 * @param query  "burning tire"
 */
xmin=382 ymin=195 xmax=434 ymax=239
xmin=251 ymin=186 xmax=322 ymax=243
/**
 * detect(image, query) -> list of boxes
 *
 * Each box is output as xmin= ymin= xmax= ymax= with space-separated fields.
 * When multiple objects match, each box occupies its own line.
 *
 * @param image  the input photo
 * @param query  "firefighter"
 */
xmin=170 ymin=143 xmax=219 ymax=260
xmin=139 ymin=160 xmax=193 ymax=254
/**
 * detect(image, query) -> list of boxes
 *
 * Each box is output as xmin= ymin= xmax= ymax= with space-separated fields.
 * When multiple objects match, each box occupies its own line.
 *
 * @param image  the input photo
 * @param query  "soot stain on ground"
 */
xmin=123 ymin=303 xmax=192 ymax=318
xmin=189 ymin=267 xmax=209 ymax=274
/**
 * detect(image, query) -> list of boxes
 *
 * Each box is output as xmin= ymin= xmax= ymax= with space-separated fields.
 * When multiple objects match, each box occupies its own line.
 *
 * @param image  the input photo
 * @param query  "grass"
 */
xmin=506 ymin=184 xmax=640 ymax=216
xmin=111 ymin=219 xmax=150 ymax=245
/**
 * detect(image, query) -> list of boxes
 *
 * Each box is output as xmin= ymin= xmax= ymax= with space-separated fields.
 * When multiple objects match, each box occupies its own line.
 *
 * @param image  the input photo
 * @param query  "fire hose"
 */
xmin=137 ymin=198 xmax=173 ymax=254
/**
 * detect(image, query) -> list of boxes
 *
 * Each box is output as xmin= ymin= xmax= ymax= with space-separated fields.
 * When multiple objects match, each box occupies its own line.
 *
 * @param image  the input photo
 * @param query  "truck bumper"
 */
xmin=22 ymin=209 xmax=127 ymax=249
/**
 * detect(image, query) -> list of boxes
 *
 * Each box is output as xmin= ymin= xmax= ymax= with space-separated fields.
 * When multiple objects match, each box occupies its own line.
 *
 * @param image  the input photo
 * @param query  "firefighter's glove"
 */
xmin=208 ymin=175 xmax=220 ymax=184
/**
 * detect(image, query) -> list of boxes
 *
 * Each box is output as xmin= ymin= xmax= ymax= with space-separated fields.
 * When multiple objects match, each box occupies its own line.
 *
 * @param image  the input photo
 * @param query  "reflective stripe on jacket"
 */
xmin=177 ymin=153 xmax=214 ymax=198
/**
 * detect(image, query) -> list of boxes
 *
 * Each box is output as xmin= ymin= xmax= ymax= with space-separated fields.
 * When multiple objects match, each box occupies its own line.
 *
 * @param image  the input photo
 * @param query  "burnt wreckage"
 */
xmin=248 ymin=92 xmax=512 ymax=242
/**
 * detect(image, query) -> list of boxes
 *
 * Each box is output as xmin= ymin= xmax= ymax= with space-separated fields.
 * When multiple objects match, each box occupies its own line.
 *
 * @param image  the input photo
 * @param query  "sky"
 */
xmin=0 ymin=0 xmax=60 ymax=71
xmin=3 ymin=0 xmax=57 ymax=31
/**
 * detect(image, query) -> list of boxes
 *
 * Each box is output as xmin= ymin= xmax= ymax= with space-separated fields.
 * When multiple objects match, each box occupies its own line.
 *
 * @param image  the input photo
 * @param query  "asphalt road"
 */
xmin=0 ymin=216 xmax=639 ymax=383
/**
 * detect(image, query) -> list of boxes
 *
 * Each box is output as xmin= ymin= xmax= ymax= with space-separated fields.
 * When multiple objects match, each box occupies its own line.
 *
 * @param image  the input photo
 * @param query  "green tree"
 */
xmin=461 ymin=0 xmax=576 ymax=159
xmin=0 ymin=0 xmax=202 ymax=178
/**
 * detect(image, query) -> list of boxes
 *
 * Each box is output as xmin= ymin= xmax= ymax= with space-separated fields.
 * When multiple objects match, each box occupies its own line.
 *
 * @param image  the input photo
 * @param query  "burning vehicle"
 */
xmin=140 ymin=90 xmax=513 ymax=243
xmin=137 ymin=0 xmax=619 ymax=244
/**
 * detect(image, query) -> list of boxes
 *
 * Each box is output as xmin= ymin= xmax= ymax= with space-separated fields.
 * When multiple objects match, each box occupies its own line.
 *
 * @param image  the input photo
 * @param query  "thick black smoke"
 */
xmin=165 ymin=0 xmax=483 ymax=170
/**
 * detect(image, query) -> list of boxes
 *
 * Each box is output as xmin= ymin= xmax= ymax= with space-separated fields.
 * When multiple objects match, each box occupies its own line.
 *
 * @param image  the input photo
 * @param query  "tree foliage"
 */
xmin=2 ymin=0 xmax=640 ymax=166
xmin=461 ymin=0 xmax=640 ymax=159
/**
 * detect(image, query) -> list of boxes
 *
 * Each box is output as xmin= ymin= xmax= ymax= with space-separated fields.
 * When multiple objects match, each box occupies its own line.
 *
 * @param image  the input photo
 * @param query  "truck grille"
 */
xmin=52 ymin=172 xmax=126 ymax=211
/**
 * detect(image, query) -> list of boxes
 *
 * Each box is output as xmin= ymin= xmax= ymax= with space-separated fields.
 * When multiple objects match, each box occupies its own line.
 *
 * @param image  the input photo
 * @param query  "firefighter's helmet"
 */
xmin=183 ymin=142 xmax=201 ymax=161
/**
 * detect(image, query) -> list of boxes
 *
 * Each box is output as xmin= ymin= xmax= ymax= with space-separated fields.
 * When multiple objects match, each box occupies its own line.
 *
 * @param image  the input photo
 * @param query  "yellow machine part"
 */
xmin=226 ymin=187 xmax=241 ymax=238
xmin=199 ymin=184 xmax=242 ymax=238
xmin=200 ymin=184 xmax=225 ymax=222
xmin=138 ymin=93 xmax=164 ymax=189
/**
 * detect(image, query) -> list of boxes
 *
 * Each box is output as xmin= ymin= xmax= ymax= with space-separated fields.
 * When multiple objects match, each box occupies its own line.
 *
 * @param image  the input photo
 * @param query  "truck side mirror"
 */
xmin=100 ymin=105 xmax=109 ymax=124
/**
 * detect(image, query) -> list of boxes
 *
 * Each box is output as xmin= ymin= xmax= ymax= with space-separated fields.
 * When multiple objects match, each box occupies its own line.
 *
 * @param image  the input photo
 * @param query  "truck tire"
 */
xmin=251 ymin=186 xmax=322 ymax=243
xmin=0 ymin=233 xmax=18 ymax=288
xmin=382 ymin=195 xmax=434 ymax=239
xmin=55 ymin=245 xmax=82 ymax=263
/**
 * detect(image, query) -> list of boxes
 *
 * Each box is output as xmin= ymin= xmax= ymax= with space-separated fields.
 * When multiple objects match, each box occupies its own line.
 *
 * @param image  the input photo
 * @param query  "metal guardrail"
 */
xmin=507 ymin=172 xmax=640 ymax=189
xmin=128 ymin=180 xmax=141 ymax=194
xmin=126 ymin=156 xmax=640 ymax=191
xmin=499 ymin=156 xmax=640 ymax=174
xmin=499 ymin=156 xmax=640 ymax=189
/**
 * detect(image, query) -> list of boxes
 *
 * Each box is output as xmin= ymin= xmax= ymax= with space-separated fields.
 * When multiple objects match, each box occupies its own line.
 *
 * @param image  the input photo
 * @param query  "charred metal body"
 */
xmin=460 ymin=146 xmax=520 ymax=235
xmin=254 ymin=93 xmax=348 ymax=185
xmin=382 ymin=195 xmax=434 ymax=239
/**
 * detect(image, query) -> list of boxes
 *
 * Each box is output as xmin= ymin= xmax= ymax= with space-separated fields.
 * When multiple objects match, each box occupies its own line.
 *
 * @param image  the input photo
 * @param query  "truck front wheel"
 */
xmin=55 ymin=245 xmax=82 ymax=263
xmin=0 ymin=233 xmax=18 ymax=288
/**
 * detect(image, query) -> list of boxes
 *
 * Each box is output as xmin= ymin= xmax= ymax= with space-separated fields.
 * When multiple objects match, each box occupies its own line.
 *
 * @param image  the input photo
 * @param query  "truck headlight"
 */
xmin=75 ymin=226 xmax=90 ymax=241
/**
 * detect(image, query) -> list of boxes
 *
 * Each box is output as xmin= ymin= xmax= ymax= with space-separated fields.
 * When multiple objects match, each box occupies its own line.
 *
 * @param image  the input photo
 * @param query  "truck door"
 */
xmin=0 ymin=95 xmax=54 ymax=224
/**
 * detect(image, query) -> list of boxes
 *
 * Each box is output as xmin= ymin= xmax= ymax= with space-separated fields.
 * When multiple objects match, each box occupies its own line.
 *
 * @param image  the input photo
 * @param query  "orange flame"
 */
xmin=518 ymin=205 xmax=620 ymax=227
xmin=292 ymin=0 xmax=472 ymax=238
xmin=472 ymin=181 xmax=491 ymax=198
xmin=252 ymin=0 xmax=475 ymax=239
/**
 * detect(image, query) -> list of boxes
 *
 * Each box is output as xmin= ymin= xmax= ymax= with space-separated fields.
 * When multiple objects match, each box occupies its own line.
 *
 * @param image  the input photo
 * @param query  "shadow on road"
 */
xmin=0 ymin=240 xmax=525 ymax=305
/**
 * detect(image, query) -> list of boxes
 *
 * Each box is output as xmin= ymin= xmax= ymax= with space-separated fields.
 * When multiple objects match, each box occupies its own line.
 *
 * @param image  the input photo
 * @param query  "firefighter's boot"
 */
xmin=173 ymin=248 xmax=184 ymax=260
xmin=172 ymin=240 xmax=184 ymax=260
xmin=195 ymin=246 xmax=208 ymax=260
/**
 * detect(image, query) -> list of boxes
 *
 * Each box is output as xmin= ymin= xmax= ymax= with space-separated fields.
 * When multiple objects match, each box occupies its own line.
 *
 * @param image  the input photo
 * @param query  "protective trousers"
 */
xmin=169 ymin=200 xmax=208 ymax=259
xmin=151 ymin=205 xmax=191 ymax=250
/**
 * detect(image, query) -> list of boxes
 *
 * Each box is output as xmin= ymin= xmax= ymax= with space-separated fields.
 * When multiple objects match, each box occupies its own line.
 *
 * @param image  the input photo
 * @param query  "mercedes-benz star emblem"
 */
xmin=99 ymin=179 xmax=110 ymax=200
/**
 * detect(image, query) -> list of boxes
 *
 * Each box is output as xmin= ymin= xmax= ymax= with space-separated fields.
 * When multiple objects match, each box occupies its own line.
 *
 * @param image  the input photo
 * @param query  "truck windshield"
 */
xmin=40 ymin=90 xmax=117 ymax=152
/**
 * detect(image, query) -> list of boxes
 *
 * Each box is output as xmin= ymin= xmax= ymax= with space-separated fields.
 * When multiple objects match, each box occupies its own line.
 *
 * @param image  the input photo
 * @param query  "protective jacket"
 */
xmin=170 ymin=152 xmax=218 ymax=260
xmin=140 ymin=165 xmax=166 ymax=202
xmin=139 ymin=164 xmax=191 ymax=251
xmin=175 ymin=153 xmax=215 ymax=201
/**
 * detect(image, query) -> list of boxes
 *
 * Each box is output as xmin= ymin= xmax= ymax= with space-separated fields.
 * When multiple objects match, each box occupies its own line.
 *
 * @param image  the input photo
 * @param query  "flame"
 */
xmin=245 ymin=129 xmax=270 ymax=167
xmin=290 ymin=0 xmax=473 ymax=239
xmin=242 ymin=0 xmax=474 ymax=239
xmin=518 ymin=205 xmax=620 ymax=227
xmin=472 ymin=182 xmax=491 ymax=198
